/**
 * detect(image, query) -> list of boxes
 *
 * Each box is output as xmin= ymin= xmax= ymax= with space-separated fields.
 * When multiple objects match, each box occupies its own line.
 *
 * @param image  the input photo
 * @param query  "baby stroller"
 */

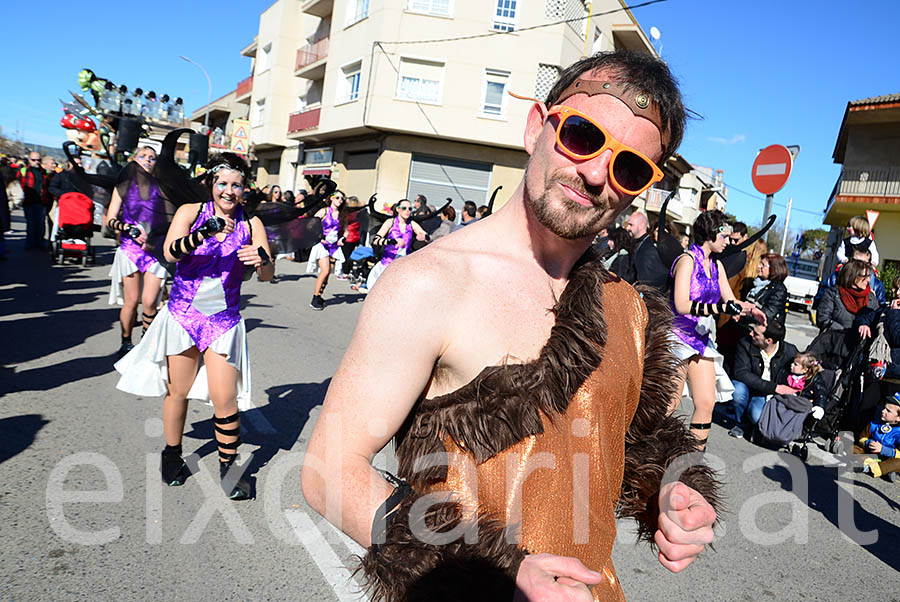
xmin=348 ymin=246 xmax=377 ymax=289
xmin=52 ymin=192 xmax=97 ymax=266
xmin=769 ymin=339 xmax=869 ymax=462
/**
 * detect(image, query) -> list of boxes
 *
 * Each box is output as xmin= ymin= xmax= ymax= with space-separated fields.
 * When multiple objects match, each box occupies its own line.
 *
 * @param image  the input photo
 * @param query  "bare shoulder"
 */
xmin=366 ymin=238 xmax=471 ymax=311
xmin=672 ymin=251 xmax=694 ymax=273
xmin=174 ymin=202 xmax=203 ymax=221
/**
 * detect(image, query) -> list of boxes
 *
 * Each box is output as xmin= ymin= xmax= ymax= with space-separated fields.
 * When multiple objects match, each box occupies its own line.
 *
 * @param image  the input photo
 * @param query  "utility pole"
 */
xmin=779 ymin=197 xmax=793 ymax=256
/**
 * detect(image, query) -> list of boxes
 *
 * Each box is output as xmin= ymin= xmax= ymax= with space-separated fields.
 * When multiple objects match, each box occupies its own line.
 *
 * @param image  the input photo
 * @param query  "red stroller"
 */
xmin=52 ymin=192 xmax=96 ymax=265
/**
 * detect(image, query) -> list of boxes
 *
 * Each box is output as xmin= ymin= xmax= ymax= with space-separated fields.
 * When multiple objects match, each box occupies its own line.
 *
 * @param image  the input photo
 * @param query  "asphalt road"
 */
xmin=1 ymin=214 xmax=898 ymax=601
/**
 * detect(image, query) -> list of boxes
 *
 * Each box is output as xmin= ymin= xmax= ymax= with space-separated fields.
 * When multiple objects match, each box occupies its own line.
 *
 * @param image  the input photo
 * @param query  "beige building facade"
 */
xmin=823 ymin=93 xmax=900 ymax=271
xmin=199 ymin=0 xmax=679 ymax=212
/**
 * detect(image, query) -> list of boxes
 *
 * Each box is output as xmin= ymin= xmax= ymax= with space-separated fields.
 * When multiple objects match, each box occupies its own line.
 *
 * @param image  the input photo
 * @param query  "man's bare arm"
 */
xmin=301 ymin=254 xmax=450 ymax=546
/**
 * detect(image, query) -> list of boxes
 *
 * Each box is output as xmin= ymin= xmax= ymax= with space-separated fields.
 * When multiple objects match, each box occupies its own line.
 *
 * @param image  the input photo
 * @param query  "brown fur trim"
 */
xmin=358 ymin=492 xmax=526 ymax=602
xmin=617 ymin=286 xmax=724 ymax=543
xmin=398 ymin=249 xmax=613 ymax=488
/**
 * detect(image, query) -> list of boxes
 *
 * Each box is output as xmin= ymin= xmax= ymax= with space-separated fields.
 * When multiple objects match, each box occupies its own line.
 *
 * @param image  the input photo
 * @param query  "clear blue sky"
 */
xmin=2 ymin=0 xmax=898 ymax=231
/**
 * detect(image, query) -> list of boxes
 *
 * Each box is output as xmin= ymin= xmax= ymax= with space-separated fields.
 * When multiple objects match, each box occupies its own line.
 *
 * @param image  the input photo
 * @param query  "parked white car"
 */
xmin=784 ymin=274 xmax=819 ymax=312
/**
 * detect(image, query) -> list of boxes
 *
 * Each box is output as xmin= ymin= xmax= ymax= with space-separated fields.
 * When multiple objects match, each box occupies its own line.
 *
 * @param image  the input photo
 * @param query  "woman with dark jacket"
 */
xmin=818 ymin=259 xmax=879 ymax=333
xmin=741 ymin=253 xmax=788 ymax=327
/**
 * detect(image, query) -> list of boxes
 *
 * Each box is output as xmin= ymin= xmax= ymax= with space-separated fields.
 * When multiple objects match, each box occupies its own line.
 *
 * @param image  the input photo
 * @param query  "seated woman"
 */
xmin=741 ymin=253 xmax=788 ymax=327
xmin=817 ymin=259 xmax=879 ymax=334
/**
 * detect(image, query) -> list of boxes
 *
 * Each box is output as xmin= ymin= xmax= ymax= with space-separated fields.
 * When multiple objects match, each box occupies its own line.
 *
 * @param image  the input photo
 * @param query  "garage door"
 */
xmin=406 ymin=154 xmax=493 ymax=206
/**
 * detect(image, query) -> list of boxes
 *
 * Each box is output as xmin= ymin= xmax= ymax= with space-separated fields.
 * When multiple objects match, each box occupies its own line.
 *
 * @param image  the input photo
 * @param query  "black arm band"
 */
xmin=371 ymin=471 xmax=414 ymax=553
xmin=168 ymin=230 xmax=204 ymax=260
xmin=689 ymin=301 xmax=730 ymax=316
xmin=109 ymin=218 xmax=141 ymax=239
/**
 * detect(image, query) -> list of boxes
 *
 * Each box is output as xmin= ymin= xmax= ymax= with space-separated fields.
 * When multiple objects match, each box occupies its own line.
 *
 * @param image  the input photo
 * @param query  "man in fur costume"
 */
xmin=302 ymin=50 xmax=722 ymax=602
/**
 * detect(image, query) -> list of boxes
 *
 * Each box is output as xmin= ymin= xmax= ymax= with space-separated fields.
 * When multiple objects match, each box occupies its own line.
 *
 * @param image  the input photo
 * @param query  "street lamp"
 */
xmin=179 ymin=55 xmax=212 ymax=129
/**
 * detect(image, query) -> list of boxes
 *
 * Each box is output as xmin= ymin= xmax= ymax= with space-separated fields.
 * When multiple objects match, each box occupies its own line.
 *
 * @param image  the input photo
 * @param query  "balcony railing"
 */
xmin=236 ymin=76 xmax=253 ymax=98
xmin=643 ymin=186 xmax=684 ymax=217
xmin=296 ymin=37 xmax=329 ymax=71
xmin=288 ymin=107 xmax=321 ymax=133
xmin=835 ymin=166 xmax=900 ymax=197
xmin=825 ymin=165 xmax=900 ymax=216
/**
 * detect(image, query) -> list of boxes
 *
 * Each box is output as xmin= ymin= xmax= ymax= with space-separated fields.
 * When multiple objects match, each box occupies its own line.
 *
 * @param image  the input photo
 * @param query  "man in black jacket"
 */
xmin=728 ymin=320 xmax=798 ymax=438
xmin=626 ymin=210 xmax=669 ymax=291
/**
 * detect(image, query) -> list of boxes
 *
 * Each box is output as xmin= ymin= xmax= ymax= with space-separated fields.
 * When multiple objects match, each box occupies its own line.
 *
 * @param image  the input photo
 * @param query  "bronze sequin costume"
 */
xmin=361 ymin=250 xmax=722 ymax=601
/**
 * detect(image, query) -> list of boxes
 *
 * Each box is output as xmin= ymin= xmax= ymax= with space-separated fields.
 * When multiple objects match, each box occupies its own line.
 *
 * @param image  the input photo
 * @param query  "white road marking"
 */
xmin=286 ymin=509 xmax=369 ymax=602
xmin=756 ymin=162 xmax=787 ymax=176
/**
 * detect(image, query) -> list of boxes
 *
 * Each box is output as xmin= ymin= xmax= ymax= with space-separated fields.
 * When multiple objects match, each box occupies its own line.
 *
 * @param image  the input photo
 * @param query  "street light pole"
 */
xmin=179 ymin=55 xmax=211 ymax=129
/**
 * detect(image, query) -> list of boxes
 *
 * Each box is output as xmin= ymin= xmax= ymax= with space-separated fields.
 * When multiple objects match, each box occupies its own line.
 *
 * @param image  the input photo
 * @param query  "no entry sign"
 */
xmin=752 ymin=145 xmax=793 ymax=195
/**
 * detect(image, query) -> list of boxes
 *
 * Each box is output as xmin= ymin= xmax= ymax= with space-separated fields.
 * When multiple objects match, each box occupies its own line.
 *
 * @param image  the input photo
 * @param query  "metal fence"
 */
xmin=837 ymin=165 xmax=900 ymax=197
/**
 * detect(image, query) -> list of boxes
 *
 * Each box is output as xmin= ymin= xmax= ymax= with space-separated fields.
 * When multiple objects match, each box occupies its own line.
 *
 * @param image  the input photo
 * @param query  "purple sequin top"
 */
xmin=380 ymin=218 xmax=413 ymax=265
xmin=321 ymin=205 xmax=342 ymax=256
xmin=167 ymin=201 xmax=250 ymax=351
xmin=671 ymin=245 xmax=721 ymax=355
xmin=120 ymin=176 xmax=165 ymax=272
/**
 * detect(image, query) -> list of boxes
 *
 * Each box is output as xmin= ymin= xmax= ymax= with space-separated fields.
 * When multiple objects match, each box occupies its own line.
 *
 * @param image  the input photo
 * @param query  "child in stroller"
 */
xmin=52 ymin=191 xmax=97 ymax=265
xmin=757 ymin=351 xmax=830 ymax=450
xmin=853 ymin=392 xmax=900 ymax=482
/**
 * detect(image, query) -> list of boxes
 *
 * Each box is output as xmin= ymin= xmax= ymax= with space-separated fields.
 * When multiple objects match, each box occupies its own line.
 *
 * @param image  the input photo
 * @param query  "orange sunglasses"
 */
xmin=546 ymin=105 xmax=664 ymax=195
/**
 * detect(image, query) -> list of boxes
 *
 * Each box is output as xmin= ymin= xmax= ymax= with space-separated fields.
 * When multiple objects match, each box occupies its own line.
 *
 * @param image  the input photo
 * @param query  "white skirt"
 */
xmin=108 ymin=246 xmax=168 ymax=306
xmin=366 ymin=260 xmax=387 ymax=291
xmin=671 ymin=317 xmax=734 ymax=403
xmin=306 ymin=242 xmax=345 ymax=274
xmin=114 ymin=305 xmax=253 ymax=411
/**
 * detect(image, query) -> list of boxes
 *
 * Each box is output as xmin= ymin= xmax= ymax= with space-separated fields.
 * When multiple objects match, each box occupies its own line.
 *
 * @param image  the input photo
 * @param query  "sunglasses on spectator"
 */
xmin=399 ymin=205 xmax=412 ymax=211
xmin=546 ymin=105 xmax=664 ymax=195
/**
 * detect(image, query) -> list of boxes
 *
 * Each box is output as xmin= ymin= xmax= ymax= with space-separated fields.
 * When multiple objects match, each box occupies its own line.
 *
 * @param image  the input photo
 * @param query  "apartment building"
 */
xmin=189 ymin=89 xmax=250 ymax=153
xmin=198 ymin=0 xmax=657 ymax=205
xmin=823 ymin=93 xmax=900 ymax=271
xmin=631 ymin=156 xmax=728 ymax=237
xmin=192 ymin=0 xmax=726 ymax=225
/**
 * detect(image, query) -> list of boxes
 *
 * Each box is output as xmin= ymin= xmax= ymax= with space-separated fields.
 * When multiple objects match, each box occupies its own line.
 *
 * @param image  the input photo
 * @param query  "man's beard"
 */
xmin=525 ymin=176 xmax=608 ymax=240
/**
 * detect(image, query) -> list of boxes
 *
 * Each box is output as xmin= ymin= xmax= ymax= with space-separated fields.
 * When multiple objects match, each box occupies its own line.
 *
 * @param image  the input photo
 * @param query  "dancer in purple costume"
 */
xmin=669 ymin=209 xmax=764 ymax=450
xmin=365 ymin=200 xmax=428 ymax=292
xmin=307 ymin=190 xmax=347 ymax=310
xmin=106 ymin=146 xmax=168 ymax=355
xmin=115 ymin=153 xmax=274 ymax=500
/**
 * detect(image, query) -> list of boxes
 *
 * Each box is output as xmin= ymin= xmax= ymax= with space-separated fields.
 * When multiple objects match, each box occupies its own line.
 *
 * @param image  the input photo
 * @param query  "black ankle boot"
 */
xmin=219 ymin=458 xmax=251 ymax=500
xmin=161 ymin=445 xmax=188 ymax=486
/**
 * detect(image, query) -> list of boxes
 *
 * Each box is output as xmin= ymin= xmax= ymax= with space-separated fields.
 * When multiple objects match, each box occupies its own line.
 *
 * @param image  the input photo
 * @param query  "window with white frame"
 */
xmin=346 ymin=0 xmax=369 ymax=26
xmin=337 ymin=61 xmax=362 ymax=103
xmin=257 ymin=42 xmax=273 ymax=73
xmin=396 ymin=58 xmax=444 ymax=104
xmin=253 ymin=99 xmax=266 ymax=125
xmin=492 ymin=0 xmax=518 ymax=32
xmin=481 ymin=69 xmax=510 ymax=116
xmin=408 ymin=0 xmax=452 ymax=17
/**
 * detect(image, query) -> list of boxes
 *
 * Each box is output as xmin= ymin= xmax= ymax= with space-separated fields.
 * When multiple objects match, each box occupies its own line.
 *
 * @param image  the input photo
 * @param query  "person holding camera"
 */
xmin=668 ymin=210 xmax=766 ymax=450
xmin=115 ymin=152 xmax=273 ymax=500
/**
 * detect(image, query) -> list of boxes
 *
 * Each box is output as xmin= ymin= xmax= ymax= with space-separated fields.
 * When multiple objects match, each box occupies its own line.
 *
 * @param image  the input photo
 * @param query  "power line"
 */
xmin=374 ymin=0 xmax=670 ymax=47
xmin=724 ymin=180 xmax=823 ymax=216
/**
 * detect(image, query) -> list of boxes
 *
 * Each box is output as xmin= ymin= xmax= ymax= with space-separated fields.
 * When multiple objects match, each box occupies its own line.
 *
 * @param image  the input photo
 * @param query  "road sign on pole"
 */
xmin=752 ymin=144 xmax=793 ymax=195
xmin=752 ymin=144 xmax=795 ymax=225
